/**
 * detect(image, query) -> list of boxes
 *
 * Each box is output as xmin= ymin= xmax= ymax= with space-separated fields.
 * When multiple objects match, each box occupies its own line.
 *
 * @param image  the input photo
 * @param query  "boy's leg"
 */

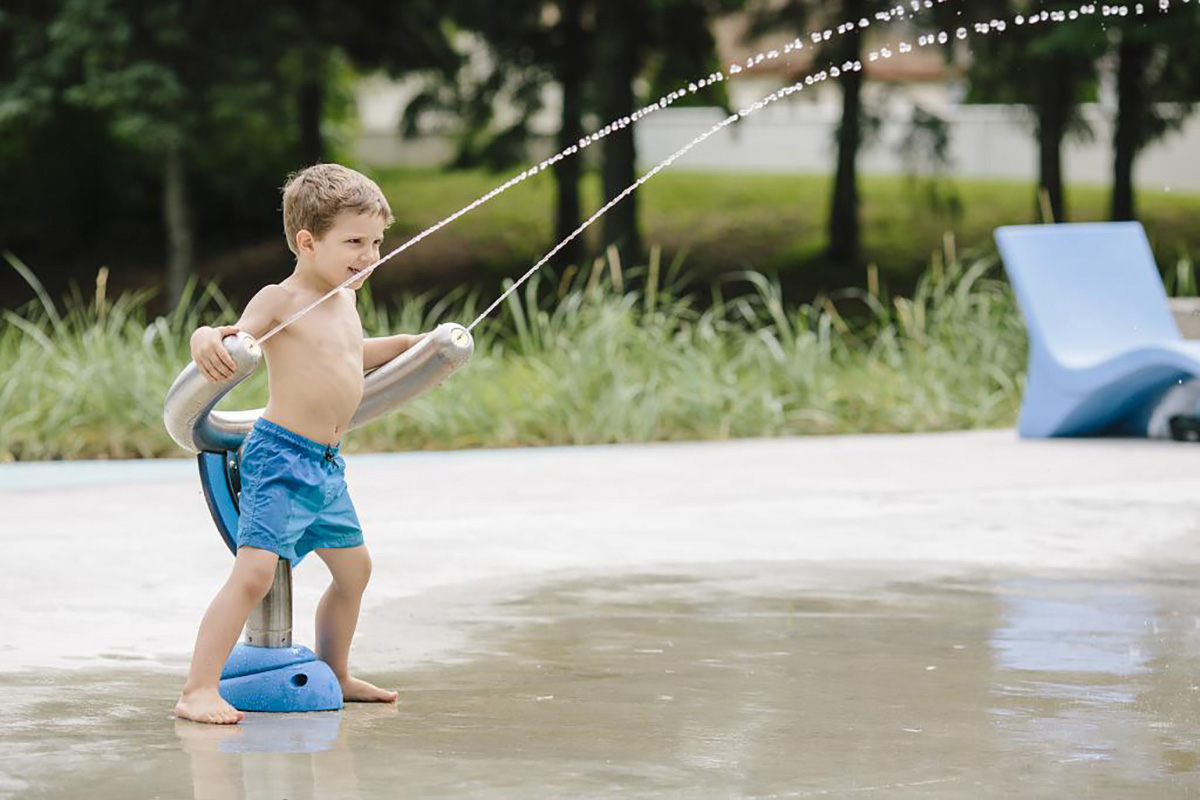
xmin=314 ymin=545 xmax=397 ymax=703
xmin=176 ymin=546 xmax=279 ymax=724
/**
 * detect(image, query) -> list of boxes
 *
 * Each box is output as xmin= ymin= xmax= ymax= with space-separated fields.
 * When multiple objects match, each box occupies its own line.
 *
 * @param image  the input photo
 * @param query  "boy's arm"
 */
xmin=190 ymin=285 xmax=288 ymax=382
xmin=363 ymin=333 xmax=429 ymax=372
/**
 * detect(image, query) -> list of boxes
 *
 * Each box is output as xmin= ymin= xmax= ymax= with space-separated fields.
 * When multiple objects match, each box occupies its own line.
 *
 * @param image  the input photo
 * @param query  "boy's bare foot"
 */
xmin=340 ymin=676 xmax=399 ymax=703
xmin=174 ymin=688 xmax=245 ymax=724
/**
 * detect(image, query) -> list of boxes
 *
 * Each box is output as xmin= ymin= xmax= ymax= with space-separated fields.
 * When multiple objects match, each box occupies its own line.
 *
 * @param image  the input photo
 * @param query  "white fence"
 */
xmin=632 ymin=103 xmax=1200 ymax=191
xmin=356 ymin=98 xmax=1200 ymax=192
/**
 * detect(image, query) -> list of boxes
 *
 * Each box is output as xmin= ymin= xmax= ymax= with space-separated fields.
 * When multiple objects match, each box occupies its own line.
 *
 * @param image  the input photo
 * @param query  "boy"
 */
xmin=175 ymin=163 xmax=423 ymax=724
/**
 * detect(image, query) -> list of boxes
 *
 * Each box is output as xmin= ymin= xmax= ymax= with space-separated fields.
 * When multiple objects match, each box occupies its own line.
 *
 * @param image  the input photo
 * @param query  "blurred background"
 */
xmin=4 ymin=0 xmax=1199 ymax=308
xmin=2 ymin=0 xmax=1199 ymax=459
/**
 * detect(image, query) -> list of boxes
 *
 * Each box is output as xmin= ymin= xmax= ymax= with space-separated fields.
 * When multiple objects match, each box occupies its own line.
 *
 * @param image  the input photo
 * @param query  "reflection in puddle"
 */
xmin=988 ymin=578 xmax=1198 ymax=782
xmin=3 ymin=565 xmax=1200 ymax=798
xmin=177 ymin=711 xmax=344 ymax=755
xmin=992 ymin=581 xmax=1153 ymax=675
xmin=174 ymin=712 xmax=365 ymax=799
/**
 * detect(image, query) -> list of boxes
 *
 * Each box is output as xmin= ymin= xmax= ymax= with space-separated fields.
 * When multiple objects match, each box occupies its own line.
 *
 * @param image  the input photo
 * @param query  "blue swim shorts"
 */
xmin=235 ymin=417 xmax=364 ymax=566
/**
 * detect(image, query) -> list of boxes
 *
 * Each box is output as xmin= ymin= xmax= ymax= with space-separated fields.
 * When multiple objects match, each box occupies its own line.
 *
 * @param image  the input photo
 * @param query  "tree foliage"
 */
xmin=402 ymin=0 xmax=741 ymax=271
xmin=0 ymin=0 xmax=452 ymax=306
xmin=1 ymin=0 xmax=305 ymax=303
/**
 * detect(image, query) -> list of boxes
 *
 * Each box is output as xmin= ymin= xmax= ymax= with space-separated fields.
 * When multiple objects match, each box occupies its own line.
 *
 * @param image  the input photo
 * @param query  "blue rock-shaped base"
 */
xmin=218 ymin=643 xmax=343 ymax=712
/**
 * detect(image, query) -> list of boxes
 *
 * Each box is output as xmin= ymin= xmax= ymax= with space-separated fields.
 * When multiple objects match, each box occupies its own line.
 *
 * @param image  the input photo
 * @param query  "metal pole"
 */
xmin=245 ymin=560 xmax=292 ymax=648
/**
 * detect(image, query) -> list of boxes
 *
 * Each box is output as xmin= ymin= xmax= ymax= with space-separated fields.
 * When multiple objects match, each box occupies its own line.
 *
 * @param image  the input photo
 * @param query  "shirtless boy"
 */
xmin=175 ymin=163 xmax=424 ymax=724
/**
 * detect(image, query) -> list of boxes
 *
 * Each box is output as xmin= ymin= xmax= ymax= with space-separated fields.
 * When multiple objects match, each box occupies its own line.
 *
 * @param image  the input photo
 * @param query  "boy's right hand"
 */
xmin=190 ymin=325 xmax=241 ymax=382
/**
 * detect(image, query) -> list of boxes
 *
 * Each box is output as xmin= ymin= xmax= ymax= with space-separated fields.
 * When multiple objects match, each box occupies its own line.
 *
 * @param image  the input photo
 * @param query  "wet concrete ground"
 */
xmin=5 ymin=566 xmax=1200 ymax=798
xmin=3 ymin=431 xmax=1200 ymax=798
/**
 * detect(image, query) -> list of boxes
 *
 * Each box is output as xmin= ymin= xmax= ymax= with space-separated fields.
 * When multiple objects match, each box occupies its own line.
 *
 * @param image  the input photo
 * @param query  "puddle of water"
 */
xmin=2 ymin=563 xmax=1199 ymax=798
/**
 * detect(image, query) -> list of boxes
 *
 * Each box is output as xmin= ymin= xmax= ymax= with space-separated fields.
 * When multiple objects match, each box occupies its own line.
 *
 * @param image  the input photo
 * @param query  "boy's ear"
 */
xmin=295 ymin=229 xmax=315 ymax=253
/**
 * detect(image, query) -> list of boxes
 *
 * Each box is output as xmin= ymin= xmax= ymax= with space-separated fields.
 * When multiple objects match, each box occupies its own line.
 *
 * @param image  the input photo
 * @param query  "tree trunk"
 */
xmin=554 ymin=0 xmax=585 ymax=267
xmin=297 ymin=0 xmax=324 ymax=166
xmin=827 ymin=0 xmax=864 ymax=267
xmin=1111 ymin=34 xmax=1151 ymax=221
xmin=596 ymin=0 xmax=643 ymax=268
xmin=1035 ymin=57 xmax=1073 ymax=223
xmin=298 ymin=72 xmax=324 ymax=167
xmin=163 ymin=141 xmax=195 ymax=309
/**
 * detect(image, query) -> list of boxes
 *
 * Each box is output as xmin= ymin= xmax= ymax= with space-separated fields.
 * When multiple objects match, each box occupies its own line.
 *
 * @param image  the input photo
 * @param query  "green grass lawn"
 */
xmin=371 ymin=167 xmax=1200 ymax=298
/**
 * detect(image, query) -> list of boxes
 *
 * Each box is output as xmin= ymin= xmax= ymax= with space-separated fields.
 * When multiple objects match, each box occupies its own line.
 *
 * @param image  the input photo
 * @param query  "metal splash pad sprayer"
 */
xmin=164 ymin=323 xmax=473 ymax=712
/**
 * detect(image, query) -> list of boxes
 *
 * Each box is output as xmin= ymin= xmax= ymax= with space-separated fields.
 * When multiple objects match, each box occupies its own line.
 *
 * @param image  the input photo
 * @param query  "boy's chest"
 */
xmin=282 ymin=298 xmax=363 ymax=359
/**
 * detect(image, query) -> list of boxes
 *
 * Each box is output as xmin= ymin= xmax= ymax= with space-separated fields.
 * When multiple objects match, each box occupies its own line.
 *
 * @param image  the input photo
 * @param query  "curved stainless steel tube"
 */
xmin=164 ymin=322 xmax=474 ymax=453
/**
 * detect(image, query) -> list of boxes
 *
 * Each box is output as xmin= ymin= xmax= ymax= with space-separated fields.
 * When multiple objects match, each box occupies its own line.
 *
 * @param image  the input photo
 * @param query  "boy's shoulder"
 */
xmin=253 ymin=281 xmax=351 ymax=307
xmin=235 ymin=283 xmax=299 ymax=338
xmin=247 ymin=283 xmax=297 ymax=314
xmin=254 ymin=282 xmax=295 ymax=302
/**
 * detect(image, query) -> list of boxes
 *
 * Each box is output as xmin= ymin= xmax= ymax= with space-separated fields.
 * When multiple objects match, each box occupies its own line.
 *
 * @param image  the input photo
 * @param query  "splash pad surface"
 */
xmin=3 ymin=432 xmax=1200 ymax=797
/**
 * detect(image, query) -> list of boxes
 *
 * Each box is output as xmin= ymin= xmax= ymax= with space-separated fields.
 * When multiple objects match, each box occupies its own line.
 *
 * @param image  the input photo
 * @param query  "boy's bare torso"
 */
xmin=261 ymin=280 xmax=364 ymax=445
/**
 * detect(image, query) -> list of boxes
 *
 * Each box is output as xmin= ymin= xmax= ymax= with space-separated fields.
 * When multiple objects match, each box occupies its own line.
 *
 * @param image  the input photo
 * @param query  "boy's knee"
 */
xmin=336 ymin=551 xmax=372 ymax=593
xmin=232 ymin=549 xmax=279 ymax=600
xmin=241 ymin=569 xmax=276 ymax=601
xmin=350 ymin=553 xmax=373 ymax=590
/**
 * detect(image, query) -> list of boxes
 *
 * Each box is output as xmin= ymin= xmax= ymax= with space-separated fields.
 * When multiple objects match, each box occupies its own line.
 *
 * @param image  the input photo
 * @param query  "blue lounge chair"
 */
xmin=994 ymin=221 xmax=1200 ymax=437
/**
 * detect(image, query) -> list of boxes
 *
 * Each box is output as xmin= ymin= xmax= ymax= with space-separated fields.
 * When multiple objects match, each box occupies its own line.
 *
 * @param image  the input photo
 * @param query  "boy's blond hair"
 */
xmin=281 ymin=163 xmax=394 ymax=255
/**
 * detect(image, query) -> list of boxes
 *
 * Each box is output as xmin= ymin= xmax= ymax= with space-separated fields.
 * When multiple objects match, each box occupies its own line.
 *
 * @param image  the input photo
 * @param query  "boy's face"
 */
xmin=299 ymin=210 xmax=388 ymax=291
